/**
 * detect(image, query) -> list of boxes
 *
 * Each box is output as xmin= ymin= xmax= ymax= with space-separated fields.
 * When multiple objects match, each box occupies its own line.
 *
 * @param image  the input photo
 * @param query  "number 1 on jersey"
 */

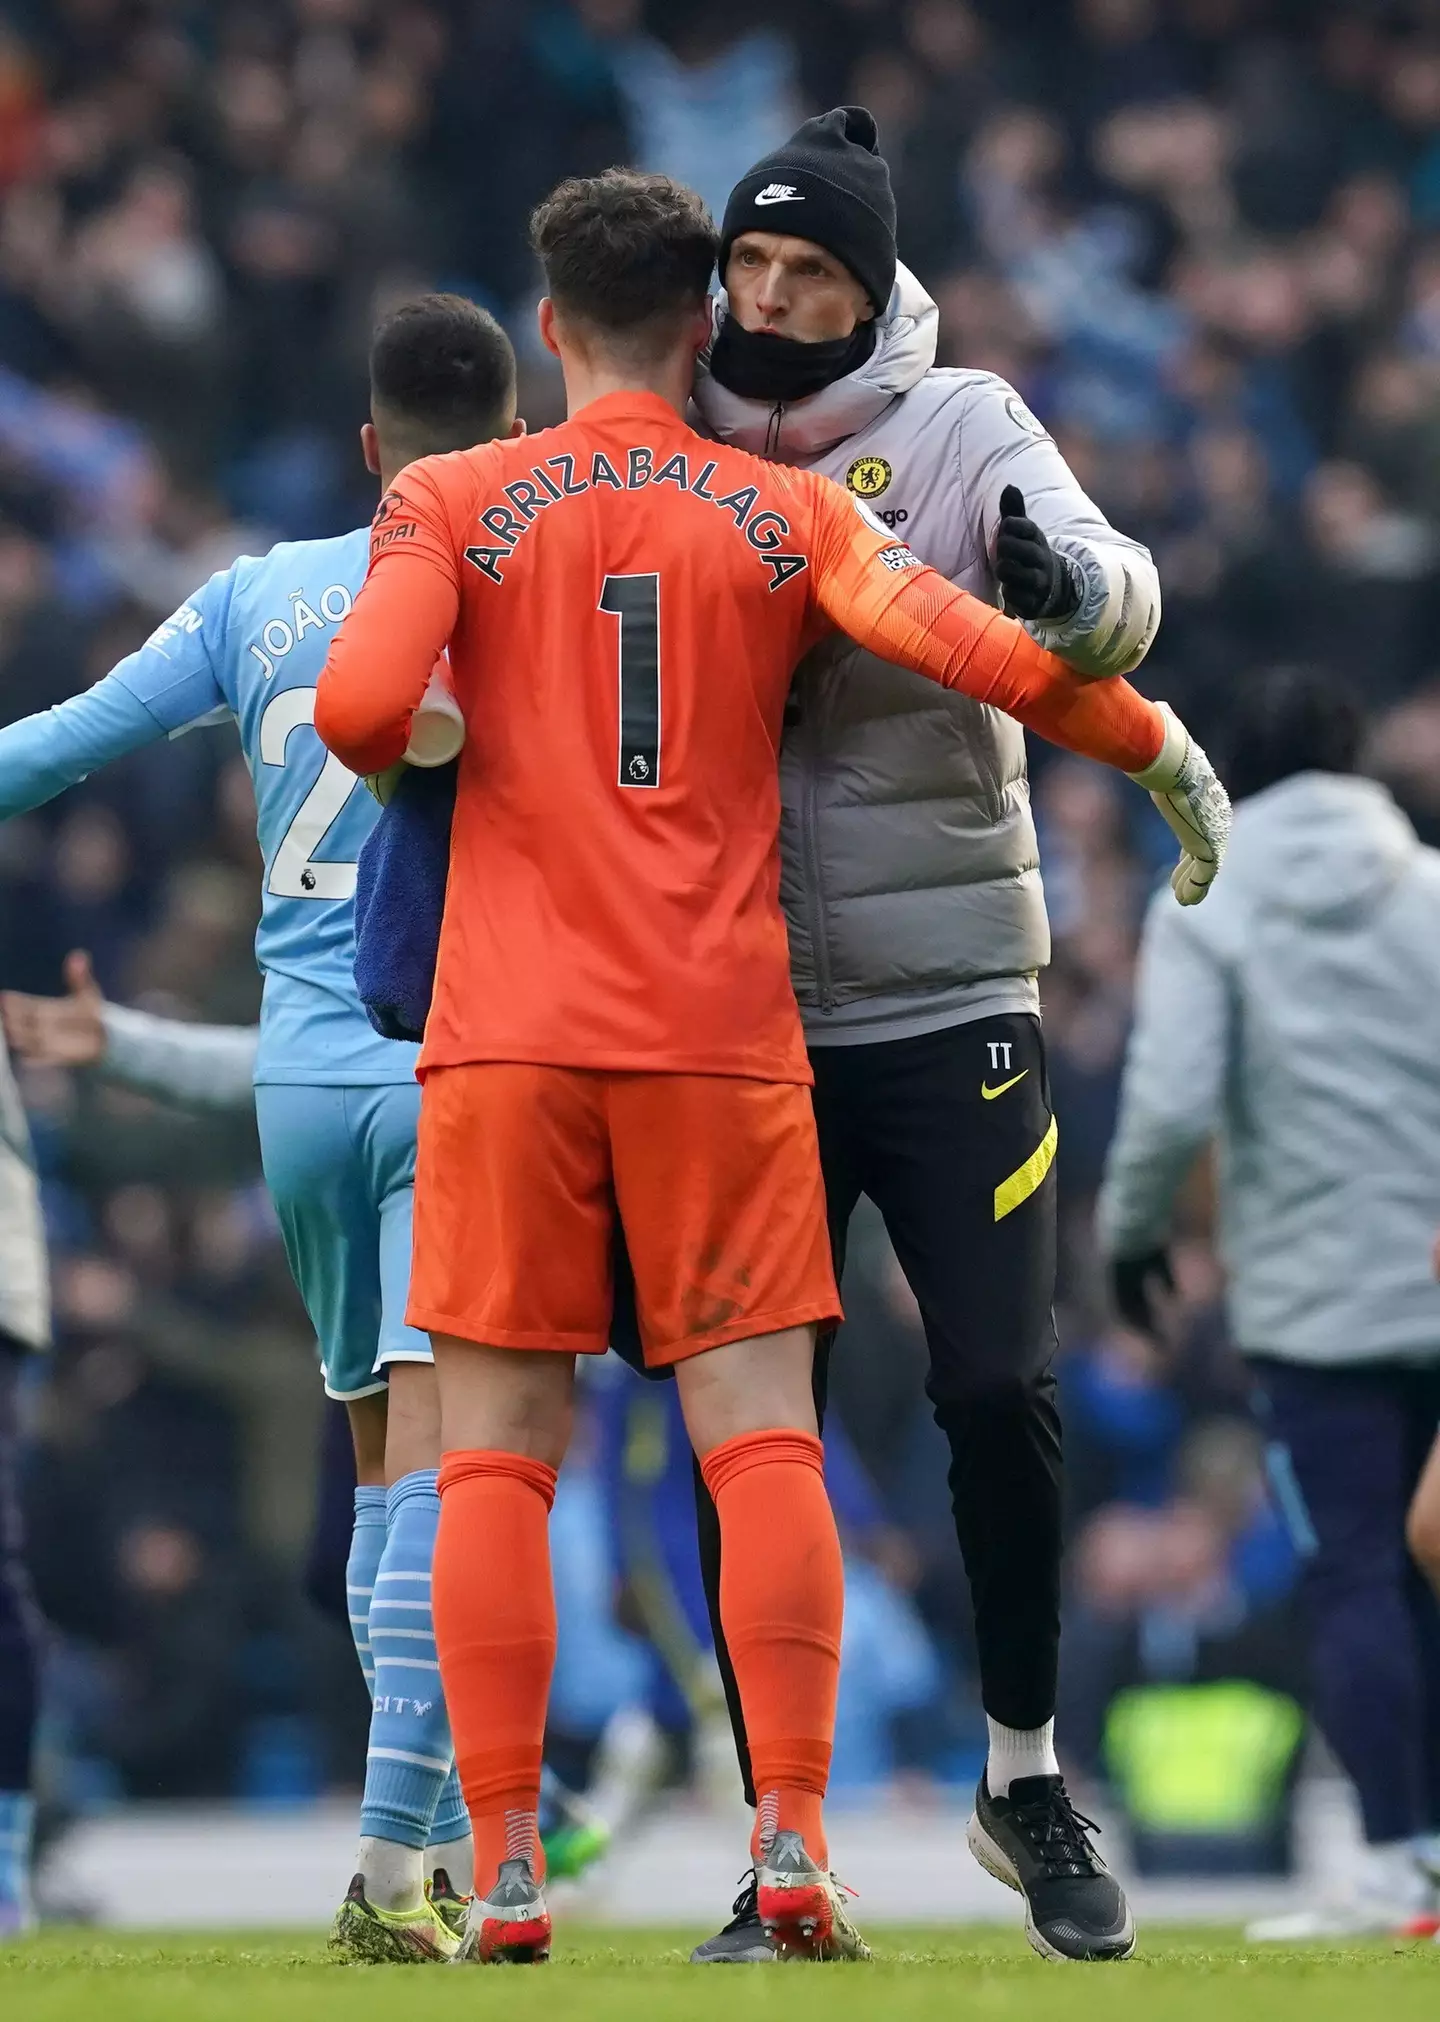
xmin=600 ymin=573 xmax=661 ymax=789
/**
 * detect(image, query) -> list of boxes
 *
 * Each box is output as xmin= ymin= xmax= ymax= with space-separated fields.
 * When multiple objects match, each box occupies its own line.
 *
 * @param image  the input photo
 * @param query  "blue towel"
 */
xmin=353 ymin=761 xmax=456 ymax=1043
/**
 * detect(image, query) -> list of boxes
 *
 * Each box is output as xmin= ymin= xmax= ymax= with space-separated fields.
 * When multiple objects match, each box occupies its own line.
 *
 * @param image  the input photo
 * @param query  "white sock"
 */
xmin=425 ymin=1834 xmax=475 ymax=1896
xmin=986 ymin=1716 xmax=1059 ymax=1797
xmin=357 ymin=1835 xmax=426 ymax=1913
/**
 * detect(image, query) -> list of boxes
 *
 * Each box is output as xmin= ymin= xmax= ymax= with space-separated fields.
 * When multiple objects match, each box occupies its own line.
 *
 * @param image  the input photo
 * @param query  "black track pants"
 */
xmin=694 ymin=1014 xmax=1063 ymax=1802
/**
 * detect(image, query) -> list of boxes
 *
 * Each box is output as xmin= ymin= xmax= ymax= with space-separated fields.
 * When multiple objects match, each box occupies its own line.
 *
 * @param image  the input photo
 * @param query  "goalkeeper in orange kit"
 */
xmin=315 ymin=167 xmax=1228 ymax=1965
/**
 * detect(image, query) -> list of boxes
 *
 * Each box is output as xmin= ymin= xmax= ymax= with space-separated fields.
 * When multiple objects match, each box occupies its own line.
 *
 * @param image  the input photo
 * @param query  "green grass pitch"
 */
xmin=2 ymin=1927 xmax=1438 ymax=2021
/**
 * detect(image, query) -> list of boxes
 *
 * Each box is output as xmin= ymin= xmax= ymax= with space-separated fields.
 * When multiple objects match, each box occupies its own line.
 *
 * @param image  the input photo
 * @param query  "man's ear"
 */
xmin=537 ymin=297 xmax=560 ymax=359
xmin=508 ymin=416 xmax=528 ymax=438
xmin=689 ymin=300 xmax=714 ymax=356
xmin=360 ymin=420 xmax=381 ymax=477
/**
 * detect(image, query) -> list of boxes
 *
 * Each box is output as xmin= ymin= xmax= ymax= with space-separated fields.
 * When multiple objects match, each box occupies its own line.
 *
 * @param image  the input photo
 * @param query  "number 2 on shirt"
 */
xmin=601 ymin=573 xmax=661 ymax=789
xmin=259 ymin=687 xmax=361 ymax=899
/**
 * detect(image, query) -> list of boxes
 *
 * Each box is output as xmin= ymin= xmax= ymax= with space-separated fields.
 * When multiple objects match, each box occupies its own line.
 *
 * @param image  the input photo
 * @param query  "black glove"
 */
xmin=1109 ymin=1247 xmax=1175 ymax=1339
xmin=995 ymin=485 xmax=1081 ymax=623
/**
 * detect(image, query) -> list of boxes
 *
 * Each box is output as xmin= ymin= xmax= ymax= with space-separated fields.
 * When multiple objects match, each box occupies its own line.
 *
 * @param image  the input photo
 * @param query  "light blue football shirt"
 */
xmin=0 ymin=529 xmax=418 ymax=1085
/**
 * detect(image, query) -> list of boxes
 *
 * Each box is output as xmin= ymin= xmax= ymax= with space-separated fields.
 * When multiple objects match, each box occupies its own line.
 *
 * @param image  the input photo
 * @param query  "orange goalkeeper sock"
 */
xmin=433 ymin=1449 xmax=558 ymax=1898
xmin=699 ymin=1429 xmax=843 ymax=1871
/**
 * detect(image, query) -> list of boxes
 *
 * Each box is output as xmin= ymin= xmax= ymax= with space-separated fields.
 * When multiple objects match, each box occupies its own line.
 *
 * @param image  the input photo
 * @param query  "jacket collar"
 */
xmin=692 ymin=263 xmax=939 ymax=457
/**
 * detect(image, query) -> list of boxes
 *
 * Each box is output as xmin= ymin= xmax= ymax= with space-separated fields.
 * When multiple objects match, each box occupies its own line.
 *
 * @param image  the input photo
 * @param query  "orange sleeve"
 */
xmin=314 ymin=460 xmax=465 ymax=776
xmin=807 ymin=478 xmax=1164 ymax=775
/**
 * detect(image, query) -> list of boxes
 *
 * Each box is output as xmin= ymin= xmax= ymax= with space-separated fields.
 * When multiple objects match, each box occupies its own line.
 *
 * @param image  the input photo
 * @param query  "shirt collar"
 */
xmin=567 ymin=389 xmax=687 ymax=427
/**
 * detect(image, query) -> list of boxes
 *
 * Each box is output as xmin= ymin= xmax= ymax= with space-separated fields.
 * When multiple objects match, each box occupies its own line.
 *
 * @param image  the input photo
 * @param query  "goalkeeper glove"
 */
xmin=363 ymin=762 xmax=406 ymax=806
xmin=1128 ymin=701 xmax=1231 ymax=905
xmin=995 ymin=485 xmax=1082 ymax=622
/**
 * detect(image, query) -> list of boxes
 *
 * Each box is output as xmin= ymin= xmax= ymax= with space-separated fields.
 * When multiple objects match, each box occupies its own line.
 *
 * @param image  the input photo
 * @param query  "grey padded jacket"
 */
xmin=693 ymin=267 xmax=1162 ymax=1043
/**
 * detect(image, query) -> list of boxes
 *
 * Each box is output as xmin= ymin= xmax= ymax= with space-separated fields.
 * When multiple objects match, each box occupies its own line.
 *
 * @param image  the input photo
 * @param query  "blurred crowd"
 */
xmin=8 ymin=0 xmax=1440 ymax=1842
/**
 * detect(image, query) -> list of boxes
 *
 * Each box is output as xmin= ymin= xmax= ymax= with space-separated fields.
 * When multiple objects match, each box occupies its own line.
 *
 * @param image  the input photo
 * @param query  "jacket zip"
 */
xmin=770 ymin=396 xmax=835 ymax=1011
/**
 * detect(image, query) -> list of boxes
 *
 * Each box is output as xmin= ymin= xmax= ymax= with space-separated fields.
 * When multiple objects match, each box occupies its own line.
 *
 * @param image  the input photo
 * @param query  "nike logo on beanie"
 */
xmin=754 ymin=184 xmax=802 ymax=206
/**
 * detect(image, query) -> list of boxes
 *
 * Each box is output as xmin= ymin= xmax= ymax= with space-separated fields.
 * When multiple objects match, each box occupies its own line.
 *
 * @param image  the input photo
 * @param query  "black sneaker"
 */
xmin=689 ymin=1871 xmax=777 ymax=1964
xmin=968 ymin=1774 xmax=1136 ymax=1961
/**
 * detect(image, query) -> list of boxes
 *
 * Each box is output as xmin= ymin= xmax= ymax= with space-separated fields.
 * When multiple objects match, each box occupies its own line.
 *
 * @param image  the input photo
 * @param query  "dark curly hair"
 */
xmin=530 ymin=170 xmax=717 ymax=359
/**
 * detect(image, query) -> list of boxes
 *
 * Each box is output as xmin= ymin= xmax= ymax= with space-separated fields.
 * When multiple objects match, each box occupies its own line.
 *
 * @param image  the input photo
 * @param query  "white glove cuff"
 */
xmin=1126 ymin=701 xmax=1188 ymax=790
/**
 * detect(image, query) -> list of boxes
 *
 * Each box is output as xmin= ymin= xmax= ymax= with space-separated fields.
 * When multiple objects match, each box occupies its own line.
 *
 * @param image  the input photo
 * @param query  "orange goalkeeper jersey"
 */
xmin=317 ymin=391 xmax=1161 ymax=1083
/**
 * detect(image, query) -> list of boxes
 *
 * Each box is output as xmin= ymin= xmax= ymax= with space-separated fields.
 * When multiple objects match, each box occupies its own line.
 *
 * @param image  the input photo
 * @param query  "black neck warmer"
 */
xmin=707 ymin=315 xmax=878 ymax=406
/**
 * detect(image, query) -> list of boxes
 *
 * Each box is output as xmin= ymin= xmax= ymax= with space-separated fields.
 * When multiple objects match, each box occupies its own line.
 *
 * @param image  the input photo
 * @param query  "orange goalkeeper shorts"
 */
xmin=407 ymin=1063 xmax=841 ymax=1367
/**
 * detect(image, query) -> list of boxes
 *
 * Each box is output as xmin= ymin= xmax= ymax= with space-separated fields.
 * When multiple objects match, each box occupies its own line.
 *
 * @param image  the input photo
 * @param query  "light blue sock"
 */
xmin=360 ymin=1468 xmax=454 ymax=1849
xmin=347 ymin=1486 xmax=388 ymax=1697
xmin=430 ymin=1767 xmax=469 ymax=1848
xmin=0 ymin=1791 xmax=34 ymax=1928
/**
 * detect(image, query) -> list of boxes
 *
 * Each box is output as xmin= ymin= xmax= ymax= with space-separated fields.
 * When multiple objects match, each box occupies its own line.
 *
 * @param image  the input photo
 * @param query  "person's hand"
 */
xmin=995 ymin=485 xmax=1082 ymax=622
xmin=1127 ymin=701 xmax=1231 ymax=905
xmin=1109 ymin=1247 xmax=1175 ymax=1338
xmin=1 ymin=949 xmax=107 ymax=1067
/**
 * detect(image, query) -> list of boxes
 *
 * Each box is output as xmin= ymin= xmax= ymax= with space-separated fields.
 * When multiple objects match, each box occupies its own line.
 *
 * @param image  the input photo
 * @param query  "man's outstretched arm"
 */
xmin=811 ymin=491 xmax=1160 ymax=765
xmin=316 ymin=466 xmax=462 ymax=776
xmin=1 ymin=951 xmax=258 ymax=1110
xmin=810 ymin=485 xmax=1230 ymax=902
xmin=0 ymin=677 xmax=171 ymax=818
xmin=0 ymin=575 xmax=232 ymax=818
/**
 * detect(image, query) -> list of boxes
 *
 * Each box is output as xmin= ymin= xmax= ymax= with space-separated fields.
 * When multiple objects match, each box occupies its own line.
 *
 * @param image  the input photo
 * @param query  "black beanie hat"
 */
xmin=719 ymin=106 xmax=897 ymax=314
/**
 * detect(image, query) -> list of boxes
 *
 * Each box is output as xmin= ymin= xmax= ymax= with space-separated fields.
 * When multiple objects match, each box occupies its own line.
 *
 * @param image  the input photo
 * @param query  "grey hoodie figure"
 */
xmin=1100 ymin=667 xmax=1440 ymax=1943
xmin=686 ymin=107 xmax=1158 ymax=1965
